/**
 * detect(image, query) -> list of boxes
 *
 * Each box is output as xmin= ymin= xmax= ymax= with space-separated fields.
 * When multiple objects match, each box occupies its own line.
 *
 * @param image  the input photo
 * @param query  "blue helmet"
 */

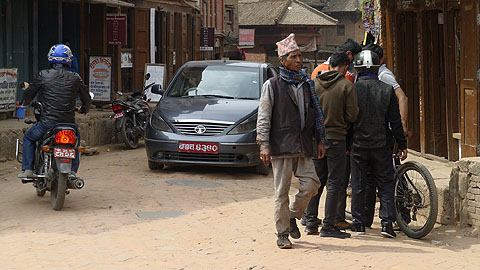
xmin=47 ymin=44 xmax=73 ymax=67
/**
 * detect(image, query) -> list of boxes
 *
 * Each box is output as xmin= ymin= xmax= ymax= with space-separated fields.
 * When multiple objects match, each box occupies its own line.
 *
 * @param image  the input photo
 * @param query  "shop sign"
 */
xmin=89 ymin=56 xmax=112 ymax=102
xmin=0 ymin=68 xmax=18 ymax=112
xmin=106 ymin=13 xmax=127 ymax=45
xmin=200 ymin=27 xmax=214 ymax=51
xmin=239 ymin=29 xmax=255 ymax=46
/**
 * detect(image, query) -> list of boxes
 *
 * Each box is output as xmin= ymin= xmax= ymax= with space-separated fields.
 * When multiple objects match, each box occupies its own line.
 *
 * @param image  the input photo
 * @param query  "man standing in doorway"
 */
xmin=304 ymin=52 xmax=358 ymax=238
xmin=257 ymin=33 xmax=326 ymax=249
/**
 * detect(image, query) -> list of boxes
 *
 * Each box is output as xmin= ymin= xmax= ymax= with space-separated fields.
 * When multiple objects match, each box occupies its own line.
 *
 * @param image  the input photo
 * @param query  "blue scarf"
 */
xmin=279 ymin=67 xmax=326 ymax=141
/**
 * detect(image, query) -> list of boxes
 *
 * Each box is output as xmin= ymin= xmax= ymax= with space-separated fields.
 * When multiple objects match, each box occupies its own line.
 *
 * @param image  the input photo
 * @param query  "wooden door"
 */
xmin=396 ymin=12 xmax=421 ymax=152
xmin=423 ymin=11 xmax=447 ymax=158
xmin=134 ymin=8 xmax=150 ymax=92
xmin=459 ymin=0 xmax=479 ymax=157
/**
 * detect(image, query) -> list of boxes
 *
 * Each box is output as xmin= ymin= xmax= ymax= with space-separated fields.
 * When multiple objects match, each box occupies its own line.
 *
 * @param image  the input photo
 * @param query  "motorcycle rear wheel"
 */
xmin=51 ymin=172 xmax=67 ymax=211
xmin=121 ymin=116 xmax=139 ymax=149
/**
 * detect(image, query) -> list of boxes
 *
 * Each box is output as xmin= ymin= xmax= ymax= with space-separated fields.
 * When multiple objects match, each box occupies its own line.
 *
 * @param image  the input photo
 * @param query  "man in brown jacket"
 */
xmin=304 ymin=52 xmax=359 ymax=238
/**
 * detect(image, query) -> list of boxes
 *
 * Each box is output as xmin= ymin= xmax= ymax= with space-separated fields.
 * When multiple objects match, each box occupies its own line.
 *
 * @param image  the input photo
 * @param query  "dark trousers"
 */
xmin=305 ymin=140 xmax=346 ymax=227
xmin=350 ymin=146 xmax=395 ymax=226
xmin=364 ymin=172 xmax=377 ymax=227
xmin=337 ymin=153 xmax=351 ymax=222
xmin=23 ymin=121 xmax=80 ymax=172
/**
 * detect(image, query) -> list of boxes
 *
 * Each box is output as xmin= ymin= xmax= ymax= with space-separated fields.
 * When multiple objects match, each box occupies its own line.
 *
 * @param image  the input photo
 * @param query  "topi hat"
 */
xmin=276 ymin=33 xmax=300 ymax=57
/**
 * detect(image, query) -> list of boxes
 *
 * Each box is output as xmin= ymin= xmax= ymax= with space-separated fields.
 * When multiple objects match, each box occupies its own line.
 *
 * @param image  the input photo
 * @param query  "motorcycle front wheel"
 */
xmin=121 ymin=116 xmax=139 ymax=149
xmin=51 ymin=172 xmax=67 ymax=211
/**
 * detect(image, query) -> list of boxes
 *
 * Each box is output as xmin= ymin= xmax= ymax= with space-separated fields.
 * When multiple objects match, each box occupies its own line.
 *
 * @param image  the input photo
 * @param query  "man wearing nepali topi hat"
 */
xmin=256 ymin=33 xmax=326 ymax=249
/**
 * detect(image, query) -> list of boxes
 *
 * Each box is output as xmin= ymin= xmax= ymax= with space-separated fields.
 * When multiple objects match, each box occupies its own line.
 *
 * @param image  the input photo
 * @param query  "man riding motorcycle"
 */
xmin=18 ymin=44 xmax=91 ymax=179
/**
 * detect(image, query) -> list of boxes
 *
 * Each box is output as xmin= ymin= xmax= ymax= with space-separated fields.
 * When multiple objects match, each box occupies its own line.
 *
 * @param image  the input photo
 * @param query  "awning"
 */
xmin=88 ymin=0 xmax=134 ymax=8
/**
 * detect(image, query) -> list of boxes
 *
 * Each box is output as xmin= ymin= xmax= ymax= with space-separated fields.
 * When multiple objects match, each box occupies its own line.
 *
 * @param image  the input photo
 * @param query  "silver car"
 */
xmin=145 ymin=60 xmax=278 ymax=174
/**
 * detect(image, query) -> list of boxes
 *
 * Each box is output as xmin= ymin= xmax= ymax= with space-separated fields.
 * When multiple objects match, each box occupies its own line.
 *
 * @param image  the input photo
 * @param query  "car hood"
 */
xmin=157 ymin=97 xmax=259 ymax=123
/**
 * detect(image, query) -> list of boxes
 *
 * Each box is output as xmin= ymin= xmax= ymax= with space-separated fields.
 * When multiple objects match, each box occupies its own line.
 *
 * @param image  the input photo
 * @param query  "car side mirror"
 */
xmin=151 ymin=84 xmax=164 ymax=95
xmin=145 ymin=73 xmax=151 ymax=81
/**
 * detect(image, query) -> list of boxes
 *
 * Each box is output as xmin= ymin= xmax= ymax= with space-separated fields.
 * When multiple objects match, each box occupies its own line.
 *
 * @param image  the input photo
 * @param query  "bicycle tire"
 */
xmin=395 ymin=161 xmax=438 ymax=239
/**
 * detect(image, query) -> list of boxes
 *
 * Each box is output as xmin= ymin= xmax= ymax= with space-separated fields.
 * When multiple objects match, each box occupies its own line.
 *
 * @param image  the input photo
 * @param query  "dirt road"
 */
xmin=1 ymin=145 xmax=479 ymax=269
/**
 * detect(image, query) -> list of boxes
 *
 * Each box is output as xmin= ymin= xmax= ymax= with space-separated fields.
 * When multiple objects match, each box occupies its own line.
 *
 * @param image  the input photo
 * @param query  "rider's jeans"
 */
xmin=350 ymin=146 xmax=396 ymax=227
xmin=22 ymin=121 xmax=80 ymax=173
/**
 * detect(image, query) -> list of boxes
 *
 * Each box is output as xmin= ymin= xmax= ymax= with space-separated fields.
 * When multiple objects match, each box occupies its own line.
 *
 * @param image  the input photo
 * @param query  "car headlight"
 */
xmin=228 ymin=114 xmax=257 ymax=135
xmin=151 ymin=110 xmax=172 ymax=132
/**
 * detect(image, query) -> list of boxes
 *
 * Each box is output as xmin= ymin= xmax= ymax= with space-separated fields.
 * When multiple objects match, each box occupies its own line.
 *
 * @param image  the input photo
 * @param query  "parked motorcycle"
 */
xmin=16 ymin=101 xmax=85 ymax=211
xmin=112 ymin=74 xmax=153 ymax=149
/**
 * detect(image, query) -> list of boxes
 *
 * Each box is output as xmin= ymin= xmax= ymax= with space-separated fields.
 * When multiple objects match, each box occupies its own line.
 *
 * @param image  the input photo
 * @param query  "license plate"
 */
xmin=54 ymin=148 xmax=76 ymax=159
xmin=178 ymin=142 xmax=219 ymax=154
xmin=114 ymin=112 xmax=124 ymax=119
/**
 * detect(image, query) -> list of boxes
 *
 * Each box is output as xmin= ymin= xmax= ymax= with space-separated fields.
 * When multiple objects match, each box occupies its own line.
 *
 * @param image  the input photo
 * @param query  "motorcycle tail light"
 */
xmin=55 ymin=130 xmax=76 ymax=145
xmin=113 ymin=104 xmax=124 ymax=113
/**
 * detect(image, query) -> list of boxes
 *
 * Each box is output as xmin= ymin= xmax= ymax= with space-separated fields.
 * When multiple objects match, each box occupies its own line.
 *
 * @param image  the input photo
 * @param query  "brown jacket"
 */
xmin=314 ymin=70 xmax=358 ymax=140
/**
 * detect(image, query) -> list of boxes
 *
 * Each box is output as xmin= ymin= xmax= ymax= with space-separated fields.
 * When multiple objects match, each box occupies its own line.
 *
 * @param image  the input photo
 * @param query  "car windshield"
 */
xmin=166 ymin=65 xmax=261 ymax=99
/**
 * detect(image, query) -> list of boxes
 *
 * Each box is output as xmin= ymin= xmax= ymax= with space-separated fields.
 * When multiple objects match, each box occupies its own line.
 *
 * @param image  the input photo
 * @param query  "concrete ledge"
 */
xmin=0 ymin=110 xmax=121 ymax=162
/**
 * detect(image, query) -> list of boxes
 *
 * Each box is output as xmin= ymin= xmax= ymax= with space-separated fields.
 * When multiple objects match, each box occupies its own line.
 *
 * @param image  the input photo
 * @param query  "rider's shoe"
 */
xmin=68 ymin=172 xmax=77 ymax=178
xmin=381 ymin=224 xmax=397 ymax=238
xmin=320 ymin=225 xmax=351 ymax=239
xmin=18 ymin=170 xmax=34 ymax=178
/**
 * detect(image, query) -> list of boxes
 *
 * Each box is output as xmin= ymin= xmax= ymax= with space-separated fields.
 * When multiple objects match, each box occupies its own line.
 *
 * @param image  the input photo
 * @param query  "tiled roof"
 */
xmin=239 ymin=0 xmax=337 ymax=26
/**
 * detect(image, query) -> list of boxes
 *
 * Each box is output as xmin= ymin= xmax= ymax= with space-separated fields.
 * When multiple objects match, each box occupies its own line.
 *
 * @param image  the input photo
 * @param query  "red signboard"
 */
xmin=106 ymin=13 xmax=127 ymax=45
xmin=239 ymin=29 xmax=255 ymax=46
xmin=200 ymin=27 xmax=215 ymax=51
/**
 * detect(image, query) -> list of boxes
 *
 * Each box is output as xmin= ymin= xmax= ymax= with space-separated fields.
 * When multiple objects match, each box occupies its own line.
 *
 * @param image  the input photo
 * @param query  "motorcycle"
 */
xmin=16 ymin=101 xmax=85 ymax=211
xmin=112 ymin=74 xmax=153 ymax=149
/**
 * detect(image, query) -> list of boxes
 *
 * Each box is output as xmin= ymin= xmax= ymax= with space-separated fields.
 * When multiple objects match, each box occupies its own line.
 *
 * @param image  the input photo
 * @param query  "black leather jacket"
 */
xmin=22 ymin=64 xmax=91 ymax=124
xmin=352 ymin=76 xmax=407 ymax=150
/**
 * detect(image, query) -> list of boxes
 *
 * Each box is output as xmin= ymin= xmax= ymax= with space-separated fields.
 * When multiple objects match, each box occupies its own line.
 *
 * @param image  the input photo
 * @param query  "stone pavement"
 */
xmin=1 ymin=145 xmax=479 ymax=270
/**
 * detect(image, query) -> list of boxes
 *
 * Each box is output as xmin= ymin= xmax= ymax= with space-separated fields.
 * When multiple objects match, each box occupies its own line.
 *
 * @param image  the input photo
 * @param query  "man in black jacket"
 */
xmin=18 ymin=44 xmax=91 ymax=178
xmin=350 ymin=50 xmax=407 ymax=238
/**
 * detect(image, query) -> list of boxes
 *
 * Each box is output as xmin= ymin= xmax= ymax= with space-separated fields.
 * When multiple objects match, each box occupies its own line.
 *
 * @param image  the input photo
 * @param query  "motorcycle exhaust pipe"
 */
xmin=67 ymin=178 xmax=84 ymax=189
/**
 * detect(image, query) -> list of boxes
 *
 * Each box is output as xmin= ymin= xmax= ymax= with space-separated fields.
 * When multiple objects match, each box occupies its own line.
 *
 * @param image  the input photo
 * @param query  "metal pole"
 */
xmin=58 ymin=0 xmax=62 ymax=43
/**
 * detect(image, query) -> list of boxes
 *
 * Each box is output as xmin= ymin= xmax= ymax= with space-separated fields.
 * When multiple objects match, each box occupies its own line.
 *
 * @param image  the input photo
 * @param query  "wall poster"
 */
xmin=89 ymin=56 xmax=112 ymax=102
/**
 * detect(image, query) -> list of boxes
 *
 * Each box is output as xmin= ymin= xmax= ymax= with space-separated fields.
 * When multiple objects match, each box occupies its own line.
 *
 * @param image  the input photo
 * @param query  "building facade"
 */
xmin=378 ymin=0 xmax=479 ymax=161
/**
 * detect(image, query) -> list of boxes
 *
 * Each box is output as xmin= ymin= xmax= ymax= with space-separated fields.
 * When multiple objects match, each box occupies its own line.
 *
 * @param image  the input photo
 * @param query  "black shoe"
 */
xmin=289 ymin=218 xmax=301 ymax=239
xmin=305 ymin=224 xmax=319 ymax=235
xmin=351 ymin=224 xmax=366 ymax=235
xmin=277 ymin=234 xmax=292 ymax=249
xmin=320 ymin=226 xmax=351 ymax=239
xmin=381 ymin=224 xmax=397 ymax=238
xmin=301 ymin=217 xmax=322 ymax=226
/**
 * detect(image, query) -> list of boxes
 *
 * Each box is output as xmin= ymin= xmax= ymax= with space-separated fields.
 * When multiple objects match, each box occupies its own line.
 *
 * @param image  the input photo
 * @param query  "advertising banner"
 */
xmin=89 ymin=56 xmax=112 ymax=102
xmin=106 ymin=13 xmax=127 ymax=45
xmin=0 ymin=68 xmax=18 ymax=112
xmin=144 ymin=64 xmax=165 ymax=102
xmin=200 ymin=27 xmax=214 ymax=51
xmin=239 ymin=29 xmax=255 ymax=46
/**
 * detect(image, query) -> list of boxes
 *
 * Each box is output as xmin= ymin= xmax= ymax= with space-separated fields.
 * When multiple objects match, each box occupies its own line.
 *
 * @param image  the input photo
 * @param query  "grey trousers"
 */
xmin=272 ymin=156 xmax=321 ymax=235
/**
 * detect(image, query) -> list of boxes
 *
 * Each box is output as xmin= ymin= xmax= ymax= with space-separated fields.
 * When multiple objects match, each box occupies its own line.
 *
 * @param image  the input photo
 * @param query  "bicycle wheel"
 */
xmin=395 ymin=161 xmax=438 ymax=239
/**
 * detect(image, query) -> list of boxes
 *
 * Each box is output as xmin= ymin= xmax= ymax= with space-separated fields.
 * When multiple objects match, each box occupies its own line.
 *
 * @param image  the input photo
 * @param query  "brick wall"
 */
xmin=450 ymin=158 xmax=480 ymax=228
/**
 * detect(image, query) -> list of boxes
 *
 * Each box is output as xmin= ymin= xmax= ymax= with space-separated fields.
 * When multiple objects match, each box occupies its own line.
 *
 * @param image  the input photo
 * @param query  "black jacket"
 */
xmin=269 ymin=76 xmax=318 ymax=157
xmin=22 ymin=64 xmax=91 ymax=124
xmin=353 ymin=76 xmax=407 ymax=150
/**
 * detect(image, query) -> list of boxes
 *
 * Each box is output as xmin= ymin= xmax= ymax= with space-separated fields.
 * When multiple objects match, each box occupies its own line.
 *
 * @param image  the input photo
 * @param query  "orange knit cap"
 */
xmin=276 ymin=33 xmax=300 ymax=57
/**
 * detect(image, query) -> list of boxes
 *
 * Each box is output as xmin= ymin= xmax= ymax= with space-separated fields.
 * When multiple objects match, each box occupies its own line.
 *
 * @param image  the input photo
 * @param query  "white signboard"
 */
xmin=89 ymin=56 xmax=112 ymax=102
xmin=121 ymin=52 xmax=133 ymax=68
xmin=0 ymin=68 xmax=18 ymax=112
xmin=144 ymin=64 xmax=165 ymax=102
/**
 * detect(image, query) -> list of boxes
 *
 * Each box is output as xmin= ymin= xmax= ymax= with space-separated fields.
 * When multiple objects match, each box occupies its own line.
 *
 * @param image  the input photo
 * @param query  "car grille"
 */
xmin=163 ymin=151 xmax=240 ymax=162
xmin=171 ymin=122 xmax=232 ymax=136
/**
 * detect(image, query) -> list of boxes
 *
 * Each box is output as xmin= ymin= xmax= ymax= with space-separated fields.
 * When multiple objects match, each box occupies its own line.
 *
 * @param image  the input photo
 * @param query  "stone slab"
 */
xmin=136 ymin=211 xmax=185 ymax=220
